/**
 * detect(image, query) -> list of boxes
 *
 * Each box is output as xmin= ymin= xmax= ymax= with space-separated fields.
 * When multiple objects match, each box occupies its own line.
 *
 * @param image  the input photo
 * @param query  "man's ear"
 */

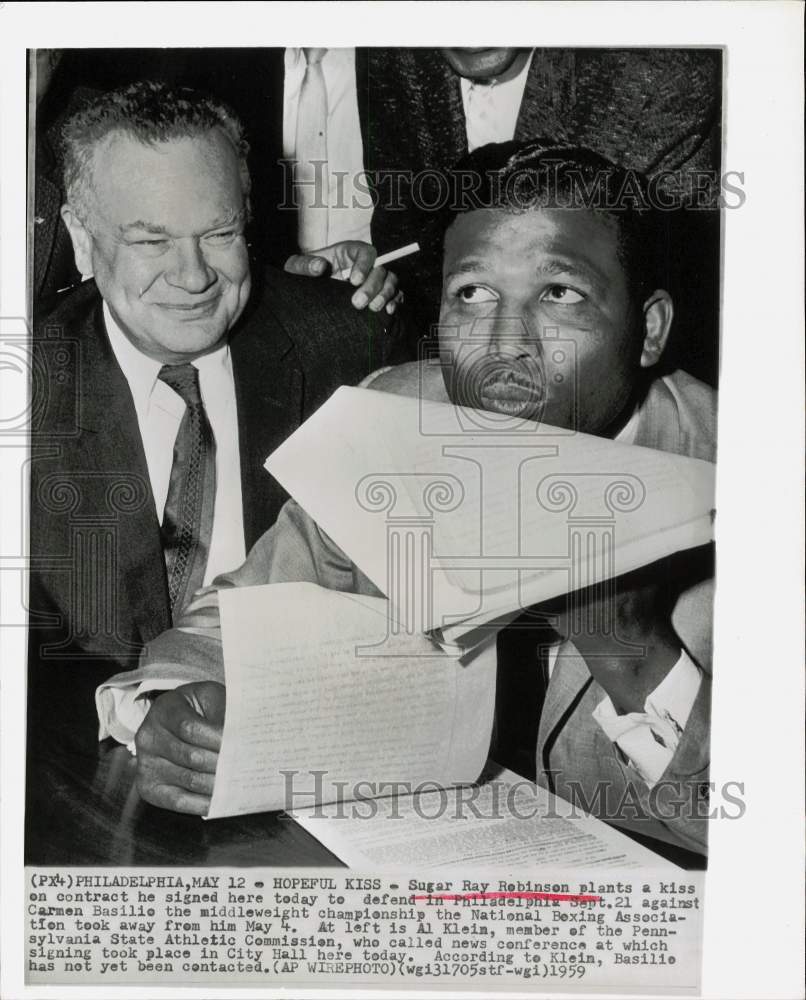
xmin=640 ymin=289 xmax=674 ymax=369
xmin=60 ymin=205 xmax=94 ymax=278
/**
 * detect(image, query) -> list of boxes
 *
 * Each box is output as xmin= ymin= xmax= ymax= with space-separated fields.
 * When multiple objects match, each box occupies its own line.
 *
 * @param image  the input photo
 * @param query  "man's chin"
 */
xmin=143 ymin=315 xmax=231 ymax=362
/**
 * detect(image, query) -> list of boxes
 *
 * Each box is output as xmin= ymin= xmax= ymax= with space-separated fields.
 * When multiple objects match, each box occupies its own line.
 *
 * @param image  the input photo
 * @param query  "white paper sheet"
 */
xmin=265 ymin=387 xmax=715 ymax=641
xmin=291 ymin=768 xmax=680 ymax=870
xmin=208 ymin=582 xmax=496 ymax=819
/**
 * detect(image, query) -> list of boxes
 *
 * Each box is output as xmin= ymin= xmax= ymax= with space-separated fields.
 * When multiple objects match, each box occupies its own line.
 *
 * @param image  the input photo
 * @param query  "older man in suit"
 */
xmin=32 ymin=50 xmax=402 ymax=311
xmin=28 ymin=81 xmax=408 ymax=682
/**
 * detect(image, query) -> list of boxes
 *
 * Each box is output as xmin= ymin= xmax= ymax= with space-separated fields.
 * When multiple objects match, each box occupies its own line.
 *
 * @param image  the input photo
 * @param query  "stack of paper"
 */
xmin=266 ymin=387 xmax=715 ymax=642
xmin=210 ymin=583 xmax=496 ymax=819
xmin=206 ymin=387 xmax=715 ymax=836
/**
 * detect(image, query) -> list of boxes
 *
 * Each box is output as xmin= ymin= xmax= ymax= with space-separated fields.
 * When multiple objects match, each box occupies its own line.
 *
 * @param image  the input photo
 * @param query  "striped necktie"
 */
xmin=295 ymin=47 xmax=329 ymax=252
xmin=157 ymin=363 xmax=216 ymax=621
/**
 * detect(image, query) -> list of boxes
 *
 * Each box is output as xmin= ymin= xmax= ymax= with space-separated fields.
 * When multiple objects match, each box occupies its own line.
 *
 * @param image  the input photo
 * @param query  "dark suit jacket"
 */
xmin=28 ymin=265 xmax=409 ymax=676
xmin=33 ymin=134 xmax=79 ymax=306
xmin=32 ymin=85 xmax=101 ymax=307
xmin=363 ymin=47 xmax=721 ymax=249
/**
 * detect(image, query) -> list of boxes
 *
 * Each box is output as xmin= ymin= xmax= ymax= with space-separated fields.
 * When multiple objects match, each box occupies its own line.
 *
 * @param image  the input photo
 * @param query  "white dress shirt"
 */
xmin=104 ymin=305 xmax=246 ymax=587
xmin=591 ymin=650 xmax=702 ymax=788
xmin=460 ymin=51 xmax=535 ymax=152
xmin=283 ymin=47 xmax=373 ymax=248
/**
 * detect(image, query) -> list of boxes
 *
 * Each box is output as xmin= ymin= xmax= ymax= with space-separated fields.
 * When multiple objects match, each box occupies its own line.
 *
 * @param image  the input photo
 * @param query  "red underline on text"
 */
xmin=411 ymin=891 xmax=602 ymax=903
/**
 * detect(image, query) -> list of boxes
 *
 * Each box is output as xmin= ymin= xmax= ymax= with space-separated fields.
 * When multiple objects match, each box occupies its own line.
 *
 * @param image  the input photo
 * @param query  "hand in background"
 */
xmin=284 ymin=240 xmax=402 ymax=313
xmin=134 ymin=681 xmax=225 ymax=815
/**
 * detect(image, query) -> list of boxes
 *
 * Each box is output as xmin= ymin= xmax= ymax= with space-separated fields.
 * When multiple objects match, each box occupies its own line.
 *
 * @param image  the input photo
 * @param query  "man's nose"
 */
xmin=165 ymin=239 xmax=216 ymax=293
xmin=474 ymin=314 xmax=540 ymax=356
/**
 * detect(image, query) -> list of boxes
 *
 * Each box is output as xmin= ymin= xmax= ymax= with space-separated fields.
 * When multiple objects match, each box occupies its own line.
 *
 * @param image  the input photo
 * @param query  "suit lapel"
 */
xmin=33 ymin=172 xmax=62 ymax=301
xmin=537 ymin=642 xmax=592 ymax=750
xmin=515 ymin=50 xmax=550 ymax=141
xmin=355 ymin=48 xmax=370 ymax=154
xmin=231 ymin=301 xmax=303 ymax=551
xmin=75 ymin=296 xmax=170 ymax=645
xmin=515 ymin=50 xmax=584 ymax=143
xmin=444 ymin=70 xmax=469 ymax=164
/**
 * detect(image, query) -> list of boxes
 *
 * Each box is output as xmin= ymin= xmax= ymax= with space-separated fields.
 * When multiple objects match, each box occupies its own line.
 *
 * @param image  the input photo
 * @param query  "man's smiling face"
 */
xmin=64 ymin=128 xmax=251 ymax=364
xmin=439 ymin=207 xmax=649 ymax=436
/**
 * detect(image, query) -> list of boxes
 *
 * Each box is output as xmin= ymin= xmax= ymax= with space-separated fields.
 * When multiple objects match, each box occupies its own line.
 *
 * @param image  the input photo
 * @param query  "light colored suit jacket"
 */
xmin=536 ymin=368 xmax=716 ymax=857
xmin=104 ymin=365 xmax=716 ymax=855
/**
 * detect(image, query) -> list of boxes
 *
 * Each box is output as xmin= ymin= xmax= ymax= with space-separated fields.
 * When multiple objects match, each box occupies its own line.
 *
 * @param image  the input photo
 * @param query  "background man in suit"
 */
xmin=28 ymin=82 xmax=408 ymax=691
xmin=364 ymin=46 xmax=722 ymax=384
xmin=97 ymin=144 xmax=714 ymax=855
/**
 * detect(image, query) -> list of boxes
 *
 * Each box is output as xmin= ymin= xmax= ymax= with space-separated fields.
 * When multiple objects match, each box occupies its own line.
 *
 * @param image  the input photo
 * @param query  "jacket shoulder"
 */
xmin=362 ymin=360 xmax=449 ymax=402
xmin=34 ymin=278 xmax=101 ymax=334
xmin=239 ymin=264 xmax=409 ymax=392
xmin=663 ymin=369 xmax=718 ymax=462
xmin=252 ymin=264 xmax=395 ymax=333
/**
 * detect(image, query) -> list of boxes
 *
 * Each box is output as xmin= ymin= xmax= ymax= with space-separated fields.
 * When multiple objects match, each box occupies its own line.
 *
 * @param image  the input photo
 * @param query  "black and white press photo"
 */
xmin=2 ymin=4 xmax=803 ymax=999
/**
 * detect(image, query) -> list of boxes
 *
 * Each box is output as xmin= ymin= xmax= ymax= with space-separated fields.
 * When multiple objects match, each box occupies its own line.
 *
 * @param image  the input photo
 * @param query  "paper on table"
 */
xmin=207 ymin=582 xmax=496 ymax=819
xmin=290 ymin=768 xmax=679 ymax=870
xmin=265 ymin=387 xmax=715 ymax=642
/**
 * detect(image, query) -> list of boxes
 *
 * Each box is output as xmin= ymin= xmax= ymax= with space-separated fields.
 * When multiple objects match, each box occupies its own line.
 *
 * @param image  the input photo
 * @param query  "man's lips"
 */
xmin=156 ymin=297 xmax=221 ymax=314
xmin=480 ymin=369 xmax=542 ymax=398
xmin=477 ymin=367 xmax=545 ymax=417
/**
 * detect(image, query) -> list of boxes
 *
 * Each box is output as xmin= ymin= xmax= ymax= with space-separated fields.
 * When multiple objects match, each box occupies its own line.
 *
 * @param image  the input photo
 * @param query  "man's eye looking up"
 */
xmin=457 ymin=284 xmax=497 ymax=304
xmin=542 ymin=284 xmax=584 ymax=304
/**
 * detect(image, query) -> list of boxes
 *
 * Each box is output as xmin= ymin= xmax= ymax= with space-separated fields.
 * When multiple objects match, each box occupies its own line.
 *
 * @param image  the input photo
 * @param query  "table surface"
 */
xmin=26 ymin=662 xmax=342 ymax=868
xmin=25 ymin=662 xmax=705 ymax=870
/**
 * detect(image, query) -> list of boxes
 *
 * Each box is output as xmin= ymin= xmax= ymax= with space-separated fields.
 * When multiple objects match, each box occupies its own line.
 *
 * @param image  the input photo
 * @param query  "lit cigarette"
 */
xmin=335 ymin=242 xmax=420 ymax=281
xmin=375 ymin=242 xmax=420 ymax=268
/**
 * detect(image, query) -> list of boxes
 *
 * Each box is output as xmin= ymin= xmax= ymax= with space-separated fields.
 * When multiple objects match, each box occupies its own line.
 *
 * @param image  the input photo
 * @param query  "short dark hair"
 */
xmin=442 ymin=140 xmax=669 ymax=300
xmin=59 ymin=80 xmax=251 ymax=222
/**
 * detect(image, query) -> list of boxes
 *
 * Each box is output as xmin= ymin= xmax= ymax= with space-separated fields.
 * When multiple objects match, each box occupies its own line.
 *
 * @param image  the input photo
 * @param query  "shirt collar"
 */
xmin=286 ymin=47 xmax=305 ymax=70
xmin=103 ymin=302 xmax=231 ymax=415
xmin=287 ymin=47 xmax=352 ymax=70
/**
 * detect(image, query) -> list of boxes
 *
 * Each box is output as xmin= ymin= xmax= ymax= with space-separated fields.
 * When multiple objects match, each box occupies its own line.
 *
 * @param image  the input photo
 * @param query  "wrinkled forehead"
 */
xmin=88 ymin=127 xmax=240 ymax=181
xmin=443 ymin=206 xmax=624 ymax=273
xmin=83 ymin=129 xmax=247 ymax=223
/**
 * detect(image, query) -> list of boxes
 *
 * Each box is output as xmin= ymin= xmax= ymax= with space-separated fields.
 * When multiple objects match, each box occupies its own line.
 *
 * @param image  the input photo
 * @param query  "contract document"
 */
xmin=290 ymin=768 xmax=680 ymax=871
xmin=207 ymin=582 xmax=496 ymax=819
xmin=265 ymin=387 xmax=715 ymax=643
xmin=209 ymin=580 xmax=678 ymax=867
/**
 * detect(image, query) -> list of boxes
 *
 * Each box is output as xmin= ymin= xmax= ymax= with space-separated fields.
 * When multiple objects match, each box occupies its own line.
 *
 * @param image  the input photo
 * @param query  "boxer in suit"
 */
xmin=98 ymin=143 xmax=715 ymax=854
